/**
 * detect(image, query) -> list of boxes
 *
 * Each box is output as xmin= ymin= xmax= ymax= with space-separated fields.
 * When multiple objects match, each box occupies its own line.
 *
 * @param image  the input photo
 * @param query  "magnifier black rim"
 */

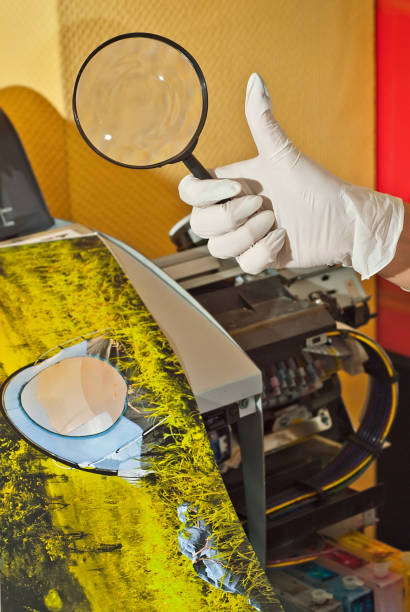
xmin=0 ymin=364 xmax=116 ymax=476
xmin=72 ymin=32 xmax=208 ymax=169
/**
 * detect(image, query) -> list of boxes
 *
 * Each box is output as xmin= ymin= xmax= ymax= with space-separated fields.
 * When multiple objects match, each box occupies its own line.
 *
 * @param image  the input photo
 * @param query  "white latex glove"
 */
xmin=178 ymin=73 xmax=404 ymax=278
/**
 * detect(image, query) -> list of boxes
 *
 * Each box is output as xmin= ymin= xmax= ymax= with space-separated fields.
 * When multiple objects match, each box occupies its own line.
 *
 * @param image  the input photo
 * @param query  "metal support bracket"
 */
xmin=237 ymin=394 xmax=266 ymax=566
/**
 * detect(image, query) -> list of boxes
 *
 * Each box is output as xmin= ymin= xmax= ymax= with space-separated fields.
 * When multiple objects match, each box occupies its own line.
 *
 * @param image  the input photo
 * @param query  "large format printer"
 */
xmin=152 ymin=227 xmax=384 ymax=567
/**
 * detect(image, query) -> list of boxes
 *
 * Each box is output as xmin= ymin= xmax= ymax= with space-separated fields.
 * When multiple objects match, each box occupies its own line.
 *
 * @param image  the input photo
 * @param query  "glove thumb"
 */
xmin=245 ymin=73 xmax=293 ymax=159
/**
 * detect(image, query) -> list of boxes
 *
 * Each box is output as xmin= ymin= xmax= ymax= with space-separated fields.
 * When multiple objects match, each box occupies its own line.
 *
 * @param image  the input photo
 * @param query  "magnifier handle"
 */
xmin=182 ymin=153 xmax=229 ymax=210
xmin=183 ymin=154 xmax=230 ymax=205
xmin=183 ymin=153 xmax=213 ymax=180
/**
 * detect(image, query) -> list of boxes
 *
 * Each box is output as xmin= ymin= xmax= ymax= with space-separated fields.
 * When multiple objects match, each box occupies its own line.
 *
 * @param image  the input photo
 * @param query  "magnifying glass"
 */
xmin=0 ymin=334 xmax=167 ymax=480
xmin=73 ymin=32 xmax=213 ymax=180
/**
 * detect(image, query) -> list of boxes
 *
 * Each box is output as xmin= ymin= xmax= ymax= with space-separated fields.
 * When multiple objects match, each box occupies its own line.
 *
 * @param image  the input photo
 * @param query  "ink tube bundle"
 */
xmin=265 ymin=329 xmax=398 ymax=522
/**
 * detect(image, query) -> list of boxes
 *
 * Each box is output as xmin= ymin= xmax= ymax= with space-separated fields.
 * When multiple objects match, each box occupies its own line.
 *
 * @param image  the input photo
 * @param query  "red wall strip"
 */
xmin=377 ymin=0 xmax=410 ymax=356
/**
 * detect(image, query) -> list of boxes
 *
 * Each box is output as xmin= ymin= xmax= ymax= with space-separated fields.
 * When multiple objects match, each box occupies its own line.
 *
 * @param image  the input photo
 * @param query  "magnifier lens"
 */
xmin=20 ymin=357 xmax=127 ymax=436
xmin=75 ymin=36 xmax=204 ymax=167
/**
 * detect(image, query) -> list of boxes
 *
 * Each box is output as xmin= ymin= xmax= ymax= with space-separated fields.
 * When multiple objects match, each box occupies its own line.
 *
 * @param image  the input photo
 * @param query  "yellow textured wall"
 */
xmin=0 ymin=1 xmax=64 ymax=113
xmin=0 ymin=0 xmax=376 ymax=257
xmin=0 ymin=0 xmax=376 ymax=489
xmin=0 ymin=1 xmax=69 ymax=218
xmin=55 ymin=0 xmax=376 ymax=259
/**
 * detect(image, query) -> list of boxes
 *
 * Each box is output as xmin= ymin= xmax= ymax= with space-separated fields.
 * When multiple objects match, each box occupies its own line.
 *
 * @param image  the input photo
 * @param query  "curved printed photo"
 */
xmin=0 ymin=235 xmax=280 ymax=611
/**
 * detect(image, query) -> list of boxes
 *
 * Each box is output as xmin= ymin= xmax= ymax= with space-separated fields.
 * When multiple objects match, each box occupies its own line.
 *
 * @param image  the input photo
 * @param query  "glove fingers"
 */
xmin=208 ymin=210 xmax=275 ymax=259
xmin=179 ymin=174 xmax=241 ymax=207
xmin=236 ymin=229 xmax=287 ymax=274
xmin=190 ymin=195 xmax=263 ymax=238
xmin=245 ymin=73 xmax=294 ymax=160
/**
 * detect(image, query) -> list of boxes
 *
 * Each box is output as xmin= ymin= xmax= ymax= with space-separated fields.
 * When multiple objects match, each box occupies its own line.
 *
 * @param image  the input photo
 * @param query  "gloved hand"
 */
xmin=178 ymin=73 xmax=404 ymax=279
